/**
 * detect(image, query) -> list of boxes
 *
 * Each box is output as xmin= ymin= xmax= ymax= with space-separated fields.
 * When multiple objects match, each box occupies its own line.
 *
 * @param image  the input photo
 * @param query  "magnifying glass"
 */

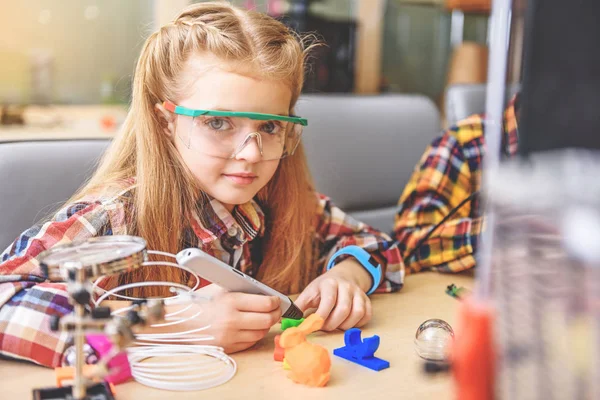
xmin=38 ymin=235 xmax=148 ymax=281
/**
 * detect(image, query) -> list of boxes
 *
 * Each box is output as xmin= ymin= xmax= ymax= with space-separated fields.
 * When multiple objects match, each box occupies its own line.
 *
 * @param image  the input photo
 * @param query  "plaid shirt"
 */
xmin=0 ymin=187 xmax=403 ymax=367
xmin=394 ymin=97 xmax=519 ymax=274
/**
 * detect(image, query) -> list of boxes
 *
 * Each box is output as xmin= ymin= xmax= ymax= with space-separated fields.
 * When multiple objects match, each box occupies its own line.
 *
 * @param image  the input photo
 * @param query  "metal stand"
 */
xmin=32 ymin=382 xmax=116 ymax=400
xmin=33 ymin=238 xmax=165 ymax=400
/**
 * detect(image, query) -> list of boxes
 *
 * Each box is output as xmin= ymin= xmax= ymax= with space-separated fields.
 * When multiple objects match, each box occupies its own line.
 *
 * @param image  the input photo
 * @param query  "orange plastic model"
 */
xmin=279 ymin=314 xmax=331 ymax=387
xmin=55 ymin=365 xmax=101 ymax=387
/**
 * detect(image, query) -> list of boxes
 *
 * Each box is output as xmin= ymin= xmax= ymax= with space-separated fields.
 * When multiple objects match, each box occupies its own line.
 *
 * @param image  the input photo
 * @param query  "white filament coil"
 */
xmin=90 ymin=249 xmax=236 ymax=390
xmin=127 ymin=345 xmax=237 ymax=391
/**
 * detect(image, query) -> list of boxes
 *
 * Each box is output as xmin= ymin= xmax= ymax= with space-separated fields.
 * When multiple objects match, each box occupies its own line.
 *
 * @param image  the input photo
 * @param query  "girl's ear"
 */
xmin=155 ymin=103 xmax=176 ymax=137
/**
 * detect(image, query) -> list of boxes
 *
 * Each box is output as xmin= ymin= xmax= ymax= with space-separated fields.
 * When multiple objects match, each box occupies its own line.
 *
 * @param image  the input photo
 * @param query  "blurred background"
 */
xmin=0 ymin=0 xmax=526 ymax=140
xmin=0 ymin=0 xmax=505 ymax=105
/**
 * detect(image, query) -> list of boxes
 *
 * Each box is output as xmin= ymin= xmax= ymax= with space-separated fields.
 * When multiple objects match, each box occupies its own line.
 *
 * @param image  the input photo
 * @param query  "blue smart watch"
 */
xmin=326 ymin=246 xmax=382 ymax=295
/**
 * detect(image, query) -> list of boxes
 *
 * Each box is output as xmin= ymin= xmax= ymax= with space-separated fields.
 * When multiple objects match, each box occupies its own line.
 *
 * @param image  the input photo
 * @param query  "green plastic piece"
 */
xmin=281 ymin=317 xmax=305 ymax=331
xmin=446 ymin=283 xmax=469 ymax=299
xmin=446 ymin=284 xmax=459 ymax=298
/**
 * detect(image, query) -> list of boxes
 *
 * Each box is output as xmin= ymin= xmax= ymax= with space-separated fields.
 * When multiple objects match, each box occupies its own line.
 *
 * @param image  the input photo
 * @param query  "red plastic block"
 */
xmin=274 ymin=335 xmax=285 ymax=362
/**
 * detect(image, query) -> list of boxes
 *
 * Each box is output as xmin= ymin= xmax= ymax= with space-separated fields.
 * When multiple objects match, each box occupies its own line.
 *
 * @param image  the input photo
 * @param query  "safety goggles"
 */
xmin=163 ymin=101 xmax=307 ymax=161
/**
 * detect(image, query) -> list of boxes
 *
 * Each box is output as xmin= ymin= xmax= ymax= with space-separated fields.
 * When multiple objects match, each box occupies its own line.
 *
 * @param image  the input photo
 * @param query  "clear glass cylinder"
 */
xmin=490 ymin=150 xmax=600 ymax=400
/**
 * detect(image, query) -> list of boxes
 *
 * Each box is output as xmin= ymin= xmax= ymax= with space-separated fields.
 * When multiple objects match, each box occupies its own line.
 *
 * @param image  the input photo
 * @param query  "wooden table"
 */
xmin=0 ymin=272 xmax=472 ymax=399
xmin=0 ymin=105 xmax=124 ymax=142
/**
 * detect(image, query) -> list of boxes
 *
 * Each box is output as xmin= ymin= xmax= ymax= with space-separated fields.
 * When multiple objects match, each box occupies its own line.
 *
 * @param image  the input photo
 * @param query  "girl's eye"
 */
xmin=261 ymin=121 xmax=282 ymax=135
xmin=206 ymin=118 xmax=231 ymax=130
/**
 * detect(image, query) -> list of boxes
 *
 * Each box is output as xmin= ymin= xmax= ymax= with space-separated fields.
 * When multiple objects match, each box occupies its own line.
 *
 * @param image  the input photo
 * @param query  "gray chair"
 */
xmin=0 ymin=140 xmax=110 ymax=251
xmin=445 ymin=83 xmax=521 ymax=127
xmin=297 ymin=94 xmax=440 ymax=233
xmin=0 ymin=94 xmax=440 ymax=250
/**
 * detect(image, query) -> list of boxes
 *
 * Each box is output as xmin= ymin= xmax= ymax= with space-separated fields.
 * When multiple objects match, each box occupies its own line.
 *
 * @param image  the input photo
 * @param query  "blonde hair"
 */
xmin=70 ymin=1 xmax=318 ymax=296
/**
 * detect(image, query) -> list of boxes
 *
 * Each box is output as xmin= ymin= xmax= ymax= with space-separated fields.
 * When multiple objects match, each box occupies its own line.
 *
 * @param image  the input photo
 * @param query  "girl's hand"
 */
xmin=203 ymin=291 xmax=282 ymax=353
xmin=124 ymin=285 xmax=282 ymax=353
xmin=294 ymin=260 xmax=372 ymax=331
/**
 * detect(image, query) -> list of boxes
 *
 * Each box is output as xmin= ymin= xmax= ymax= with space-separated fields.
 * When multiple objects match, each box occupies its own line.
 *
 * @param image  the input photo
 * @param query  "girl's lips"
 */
xmin=223 ymin=174 xmax=257 ymax=185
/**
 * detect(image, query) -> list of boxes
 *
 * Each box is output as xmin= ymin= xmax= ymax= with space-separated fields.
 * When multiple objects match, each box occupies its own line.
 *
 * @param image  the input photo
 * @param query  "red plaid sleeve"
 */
xmin=0 ymin=201 xmax=114 ymax=367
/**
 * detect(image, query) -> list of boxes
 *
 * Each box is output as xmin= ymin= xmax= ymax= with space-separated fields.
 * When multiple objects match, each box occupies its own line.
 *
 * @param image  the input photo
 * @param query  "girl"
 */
xmin=0 ymin=2 xmax=403 ymax=368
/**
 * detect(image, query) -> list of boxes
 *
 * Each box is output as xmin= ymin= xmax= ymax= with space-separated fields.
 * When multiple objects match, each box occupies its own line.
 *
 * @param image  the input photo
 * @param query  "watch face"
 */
xmin=39 ymin=236 xmax=147 ymax=268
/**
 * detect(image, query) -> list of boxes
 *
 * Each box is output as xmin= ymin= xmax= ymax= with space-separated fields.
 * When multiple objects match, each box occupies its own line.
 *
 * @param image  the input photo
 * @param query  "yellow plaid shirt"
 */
xmin=394 ymin=97 xmax=519 ymax=274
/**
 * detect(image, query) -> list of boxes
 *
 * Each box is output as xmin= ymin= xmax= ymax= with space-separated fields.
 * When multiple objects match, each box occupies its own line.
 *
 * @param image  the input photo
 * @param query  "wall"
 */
xmin=0 ymin=0 xmax=490 ymax=104
xmin=382 ymin=1 xmax=489 ymax=100
xmin=0 ymin=0 xmax=154 ymax=104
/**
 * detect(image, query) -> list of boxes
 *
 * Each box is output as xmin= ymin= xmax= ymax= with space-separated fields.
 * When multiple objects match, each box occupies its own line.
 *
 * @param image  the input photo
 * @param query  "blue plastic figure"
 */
xmin=333 ymin=328 xmax=390 ymax=371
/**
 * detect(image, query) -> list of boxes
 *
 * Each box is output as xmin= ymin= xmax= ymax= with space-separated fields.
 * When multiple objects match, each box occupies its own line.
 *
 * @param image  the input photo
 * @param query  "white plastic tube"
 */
xmin=476 ymin=0 xmax=513 ymax=300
